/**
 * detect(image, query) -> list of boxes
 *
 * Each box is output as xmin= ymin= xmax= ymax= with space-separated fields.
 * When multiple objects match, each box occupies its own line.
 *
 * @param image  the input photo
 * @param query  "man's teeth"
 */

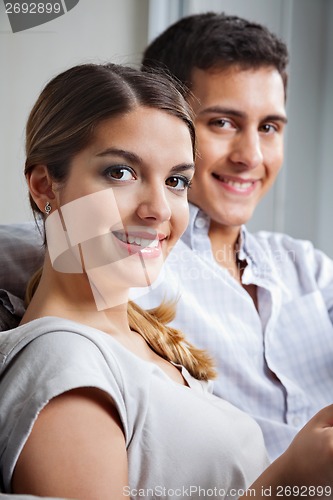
xmin=219 ymin=176 xmax=254 ymax=189
xmin=116 ymin=232 xmax=159 ymax=247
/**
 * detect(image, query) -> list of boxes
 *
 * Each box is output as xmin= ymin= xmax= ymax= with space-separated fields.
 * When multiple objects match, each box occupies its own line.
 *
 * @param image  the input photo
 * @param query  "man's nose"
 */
xmin=229 ymin=130 xmax=263 ymax=169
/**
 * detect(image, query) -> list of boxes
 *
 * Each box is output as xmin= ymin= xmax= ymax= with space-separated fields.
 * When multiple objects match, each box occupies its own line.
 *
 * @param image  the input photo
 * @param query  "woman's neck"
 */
xmin=21 ymin=254 xmax=131 ymax=337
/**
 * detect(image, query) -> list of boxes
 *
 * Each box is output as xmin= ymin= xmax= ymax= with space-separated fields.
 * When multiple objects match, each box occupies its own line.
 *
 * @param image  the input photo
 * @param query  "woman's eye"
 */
xmin=103 ymin=166 xmax=135 ymax=181
xmin=166 ymin=176 xmax=192 ymax=191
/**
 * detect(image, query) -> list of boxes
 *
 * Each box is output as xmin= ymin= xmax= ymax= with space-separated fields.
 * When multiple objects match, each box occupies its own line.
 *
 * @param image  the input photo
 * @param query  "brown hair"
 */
xmin=25 ymin=63 xmax=216 ymax=381
xmin=142 ymin=12 xmax=289 ymax=98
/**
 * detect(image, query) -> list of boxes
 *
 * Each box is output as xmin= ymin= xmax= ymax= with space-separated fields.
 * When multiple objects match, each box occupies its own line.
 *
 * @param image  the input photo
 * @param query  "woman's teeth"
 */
xmin=115 ymin=232 xmax=159 ymax=248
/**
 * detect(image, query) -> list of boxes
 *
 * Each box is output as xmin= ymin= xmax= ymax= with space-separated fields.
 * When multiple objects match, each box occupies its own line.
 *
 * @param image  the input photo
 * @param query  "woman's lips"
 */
xmin=112 ymin=229 xmax=163 ymax=259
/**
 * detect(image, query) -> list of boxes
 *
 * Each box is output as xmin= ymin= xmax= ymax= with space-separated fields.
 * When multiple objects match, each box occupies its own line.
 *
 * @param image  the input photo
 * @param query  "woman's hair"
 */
xmin=25 ymin=63 xmax=196 ymax=212
xmin=25 ymin=63 xmax=216 ymax=381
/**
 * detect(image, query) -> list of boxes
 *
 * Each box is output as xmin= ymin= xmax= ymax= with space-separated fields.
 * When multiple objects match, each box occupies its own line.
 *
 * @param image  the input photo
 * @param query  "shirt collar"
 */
xmin=237 ymin=226 xmax=254 ymax=263
xmin=181 ymin=205 xmax=287 ymax=288
xmin=239 ymin=227 xmax=289 ymax=289
xmin=181 ymin=203 xmax=210 ymax=249
xmin=183 ymin=203 xmax=248 ymax=252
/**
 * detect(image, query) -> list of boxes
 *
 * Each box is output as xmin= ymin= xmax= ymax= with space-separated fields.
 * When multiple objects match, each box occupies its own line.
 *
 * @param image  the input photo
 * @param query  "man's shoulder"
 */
xmin=248 ymin=229 xmax=316 ymax=254
xmin=246 ymin=230 xmax=333 ymax=282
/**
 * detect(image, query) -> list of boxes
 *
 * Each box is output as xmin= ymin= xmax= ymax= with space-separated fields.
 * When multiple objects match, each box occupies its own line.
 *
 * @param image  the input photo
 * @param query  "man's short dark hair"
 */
xmin=142 ymin=12 xmax=289 ymax=95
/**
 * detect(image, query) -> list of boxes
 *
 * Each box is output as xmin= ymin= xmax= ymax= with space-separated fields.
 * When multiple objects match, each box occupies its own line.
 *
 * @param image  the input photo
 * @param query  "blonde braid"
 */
xmin=25 ymin=267 xmax=43 ymax=307
xmin=128 ymin=301 xmax=216 ymax=381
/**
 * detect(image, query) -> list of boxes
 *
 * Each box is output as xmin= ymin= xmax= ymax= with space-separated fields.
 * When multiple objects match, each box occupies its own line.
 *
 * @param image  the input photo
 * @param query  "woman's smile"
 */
xmin=112 ymin=227 xmax=164 ymax=259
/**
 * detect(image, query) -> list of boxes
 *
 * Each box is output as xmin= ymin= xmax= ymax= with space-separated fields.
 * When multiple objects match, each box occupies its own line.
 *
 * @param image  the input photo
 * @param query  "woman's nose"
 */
xmin=136 ymin=185 xmax=171 ymax=222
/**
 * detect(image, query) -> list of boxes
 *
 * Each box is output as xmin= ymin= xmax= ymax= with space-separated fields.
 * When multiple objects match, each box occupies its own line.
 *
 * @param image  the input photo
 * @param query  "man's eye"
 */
xmin=103 ymin=166 xmax=135 ymax=181
xmin=210 ymin=118 xmax=234 ymax=129
xmin=260 ymin=124 xmax=277 ymax=134
xmin=166 ymin=176 xmax=192 ymax=191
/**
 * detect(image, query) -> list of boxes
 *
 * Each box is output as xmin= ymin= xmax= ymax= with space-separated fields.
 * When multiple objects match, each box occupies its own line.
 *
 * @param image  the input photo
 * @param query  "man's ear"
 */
xmin=26 ymin=165 xmax=56 ymax=213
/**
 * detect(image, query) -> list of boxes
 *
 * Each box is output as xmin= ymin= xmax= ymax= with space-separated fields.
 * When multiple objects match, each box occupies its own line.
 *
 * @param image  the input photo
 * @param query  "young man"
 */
xmin=137 ymin=12 xmax=333 ymax=460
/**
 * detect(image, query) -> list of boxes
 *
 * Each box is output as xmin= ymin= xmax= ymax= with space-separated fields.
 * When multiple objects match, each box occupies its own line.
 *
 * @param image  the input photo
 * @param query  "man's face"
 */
xmin=188 ymin=66 xmax=287 ymax=233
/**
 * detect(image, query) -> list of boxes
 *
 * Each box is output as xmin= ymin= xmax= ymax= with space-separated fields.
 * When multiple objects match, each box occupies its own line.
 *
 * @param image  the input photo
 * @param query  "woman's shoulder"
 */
xmin=0 ymin=317 xmax=114 ymax=370
xmin=0 ymin=317 xmax=134 ymax=493
xmin=0 ymin=317 xmax=130 ymax=409
xmin=0 ymin=316 xmax=155 ymax=405
xmin=0 ymin=317 xmax=133 ymax=451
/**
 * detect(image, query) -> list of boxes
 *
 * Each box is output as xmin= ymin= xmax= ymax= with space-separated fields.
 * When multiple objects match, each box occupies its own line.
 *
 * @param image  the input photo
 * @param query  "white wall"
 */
xmin=316 ymin=0 xmax=333 ymax=255
xmin=0 ymin=0 xmax=149 ymax=223
xmin=283 ymin=0 xmax=332 ymax=254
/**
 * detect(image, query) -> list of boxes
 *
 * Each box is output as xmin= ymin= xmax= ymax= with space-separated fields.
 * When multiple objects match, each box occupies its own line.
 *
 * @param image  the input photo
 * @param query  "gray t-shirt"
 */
xmin=0 ymin=317 xmax=269 ymax=499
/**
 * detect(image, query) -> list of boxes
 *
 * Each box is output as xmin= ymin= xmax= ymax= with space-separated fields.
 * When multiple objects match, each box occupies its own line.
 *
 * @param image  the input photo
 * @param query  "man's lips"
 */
xmin=212 ymin=173 xmax=259 ymax=193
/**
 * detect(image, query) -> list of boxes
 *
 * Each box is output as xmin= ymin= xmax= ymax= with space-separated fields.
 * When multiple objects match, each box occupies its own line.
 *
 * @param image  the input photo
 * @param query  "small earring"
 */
xmin=44 ymin=201 xmax=52 ymax=215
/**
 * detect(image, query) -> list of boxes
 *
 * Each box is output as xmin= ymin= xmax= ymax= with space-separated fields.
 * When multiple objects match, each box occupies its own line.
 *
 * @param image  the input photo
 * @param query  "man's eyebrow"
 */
xmin=265 ymin=114 xmax=288 ymax=124
xmin=199 ymin=106 xmax=288 ymax=124
xmin=199 ymin=106 xmax=245 ymax=118
xmin=96 ymin=148 xmax=143 ymax=163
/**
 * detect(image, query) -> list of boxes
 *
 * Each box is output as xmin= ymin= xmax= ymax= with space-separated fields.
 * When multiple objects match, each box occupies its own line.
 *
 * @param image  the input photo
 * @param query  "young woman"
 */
xmin=1 ymin=63 xmax=333 ymax=500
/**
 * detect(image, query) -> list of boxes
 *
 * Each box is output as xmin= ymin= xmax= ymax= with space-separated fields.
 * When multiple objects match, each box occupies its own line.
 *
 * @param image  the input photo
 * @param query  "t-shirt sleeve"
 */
xmin=0 ymin=330 xmax=128 ymax=493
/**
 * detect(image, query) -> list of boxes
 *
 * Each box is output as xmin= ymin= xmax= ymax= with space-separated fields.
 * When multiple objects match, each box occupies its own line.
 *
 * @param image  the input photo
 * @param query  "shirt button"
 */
xmin=195 ymin=217 xmax=207 ymax=229
xmin=292 ymin=416 xmax=302 ymax=427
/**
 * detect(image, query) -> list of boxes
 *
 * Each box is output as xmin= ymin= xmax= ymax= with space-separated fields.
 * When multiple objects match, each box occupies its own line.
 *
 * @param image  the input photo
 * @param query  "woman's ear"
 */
xmin=26 ymin=165 xmax=56 ymax=213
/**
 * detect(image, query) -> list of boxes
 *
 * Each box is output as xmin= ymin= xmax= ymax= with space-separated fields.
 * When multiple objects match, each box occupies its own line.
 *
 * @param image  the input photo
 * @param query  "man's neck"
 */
xmin=208 ymin=220 xmax=258 ymax=308
xmin=208 ymin=221 xmax=242 ymax=281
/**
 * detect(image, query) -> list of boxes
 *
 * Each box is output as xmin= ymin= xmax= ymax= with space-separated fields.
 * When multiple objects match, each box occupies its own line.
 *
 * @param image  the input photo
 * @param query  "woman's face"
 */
xmin=46 ymin=106 xmax=194 ymax=308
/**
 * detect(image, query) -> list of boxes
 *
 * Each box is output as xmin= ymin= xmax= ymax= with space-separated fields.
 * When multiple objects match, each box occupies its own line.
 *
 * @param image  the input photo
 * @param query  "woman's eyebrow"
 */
xmin=169 ymin=164 xmax=195 ymax=173
xmin=96 ymin=148 xmax=143 ymax=164
xmin=96 ymin=148 xmax=194 ymax=172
